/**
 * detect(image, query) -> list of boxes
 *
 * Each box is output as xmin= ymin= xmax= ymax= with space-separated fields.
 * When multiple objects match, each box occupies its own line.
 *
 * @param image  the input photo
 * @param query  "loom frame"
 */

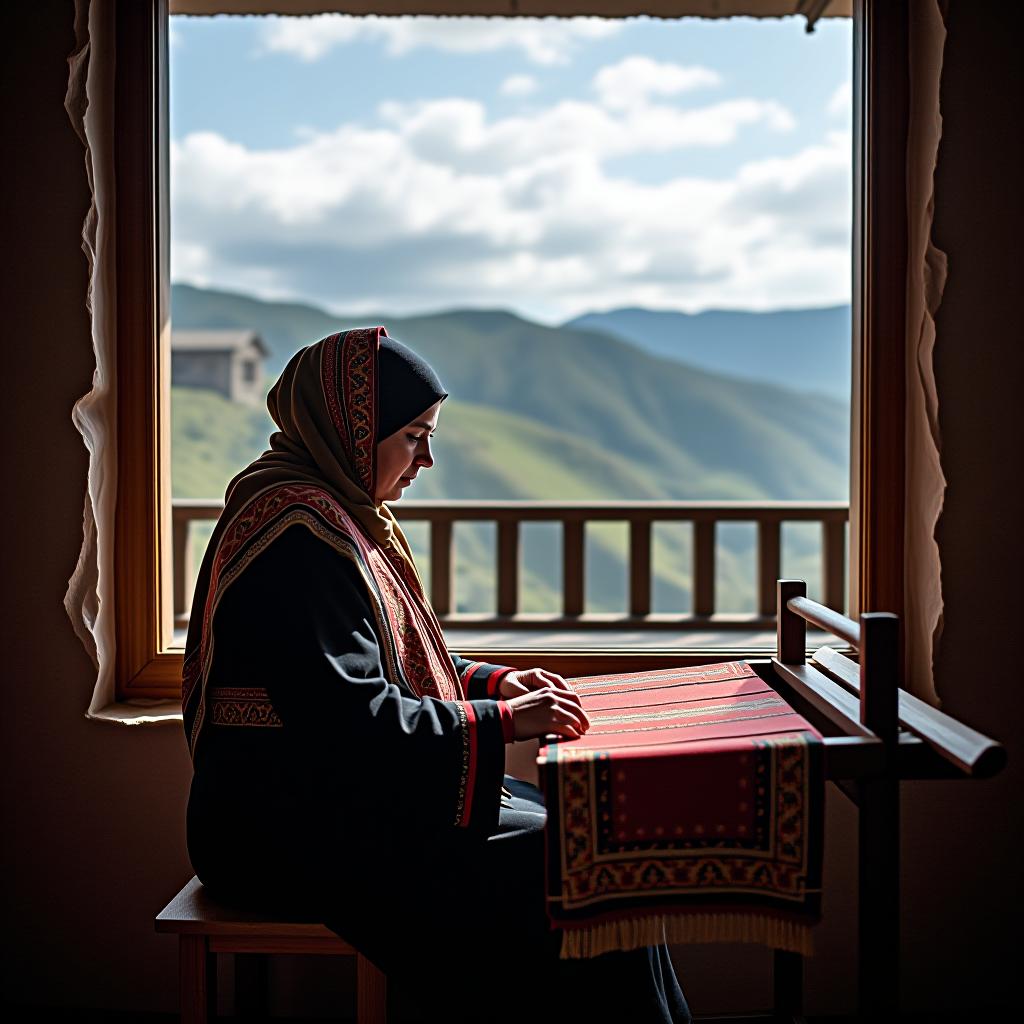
xmin=747 ymin=579 xmax=1005 ymax=1021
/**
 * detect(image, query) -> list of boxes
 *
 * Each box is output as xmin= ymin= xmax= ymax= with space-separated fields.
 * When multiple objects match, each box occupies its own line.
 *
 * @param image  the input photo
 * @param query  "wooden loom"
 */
xmin=753 ymin=579 xmax=1006 ymax=1020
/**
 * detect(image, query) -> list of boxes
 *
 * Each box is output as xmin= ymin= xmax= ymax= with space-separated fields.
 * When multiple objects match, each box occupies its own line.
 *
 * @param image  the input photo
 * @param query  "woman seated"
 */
xmin=183 ymin=328 xmax=691 ymax=1023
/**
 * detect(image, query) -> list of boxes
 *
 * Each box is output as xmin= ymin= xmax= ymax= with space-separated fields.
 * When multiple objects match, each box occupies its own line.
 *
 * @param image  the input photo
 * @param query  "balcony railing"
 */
xmin=172 ymin=499 xmax=848 ymax=632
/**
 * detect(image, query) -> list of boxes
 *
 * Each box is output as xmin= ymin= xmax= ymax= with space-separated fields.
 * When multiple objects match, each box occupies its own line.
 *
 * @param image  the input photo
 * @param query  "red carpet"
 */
xmin=540 ymin=661 xmax=824 ymax=958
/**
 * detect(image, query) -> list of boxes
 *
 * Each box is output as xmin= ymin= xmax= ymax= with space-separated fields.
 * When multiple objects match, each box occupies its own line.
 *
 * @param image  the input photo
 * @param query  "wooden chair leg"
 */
xmin=180 ymin=935 xmax=216 ymax=1024
xmin=235 ymin=952 xmax=269 ymax=1018
xmin=356 ymin=953 xmax=387 ymax=1024
xmin=773 ymin=949 xmax=804 ymax=1022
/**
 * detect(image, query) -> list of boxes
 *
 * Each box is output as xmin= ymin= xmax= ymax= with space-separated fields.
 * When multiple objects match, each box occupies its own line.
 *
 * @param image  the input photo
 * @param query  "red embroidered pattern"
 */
xmin=321 ymin=328 xmax=382 ymax=496
xmin=459 ymin=701 xmax=479 ymax=827
xmin=209 ymin=686 xmax=282 ymax=728
xmin=368 ymin=546 xmax=460 ymax=700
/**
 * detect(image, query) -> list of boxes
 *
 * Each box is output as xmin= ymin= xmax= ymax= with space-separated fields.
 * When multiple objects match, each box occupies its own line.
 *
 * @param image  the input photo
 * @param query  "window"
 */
xmin=114 ymin=0 xmax=908 ymax=701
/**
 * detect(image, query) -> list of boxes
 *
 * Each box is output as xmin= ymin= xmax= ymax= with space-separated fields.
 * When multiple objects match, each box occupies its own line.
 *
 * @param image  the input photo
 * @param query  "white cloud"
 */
xmin=171 ymin=100 xmax=848 ymax=321
xmin=500 ymin=74 xmax=539 ymax=98
xmin=593 ymin=56 xmax=721 ymax=110
xmin=827 ymin=81 xmax=852 ymax=118
xmin=260 ymin=14 xmax=621 ymax=66
xmin=376 ymin=95 xmax=794 ymax=172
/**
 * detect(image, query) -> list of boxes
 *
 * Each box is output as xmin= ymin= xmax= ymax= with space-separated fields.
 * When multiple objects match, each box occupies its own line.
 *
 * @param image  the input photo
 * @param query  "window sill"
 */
xmin=87 ymin=701 xmax=183 ymax=726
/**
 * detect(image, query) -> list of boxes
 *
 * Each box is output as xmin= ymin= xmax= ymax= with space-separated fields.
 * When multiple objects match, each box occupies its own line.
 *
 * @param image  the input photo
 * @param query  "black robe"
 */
xmin=186 ymin=522 xmax=691 ymax=1023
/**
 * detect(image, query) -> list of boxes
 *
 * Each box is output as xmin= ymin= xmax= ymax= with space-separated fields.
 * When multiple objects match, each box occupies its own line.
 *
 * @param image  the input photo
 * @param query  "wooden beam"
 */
xmin=357 ymin=957 xmax=388 ymax=1024
xmin=562 ymin=520 xmax=585 ymax=617
xmin=777 ymin=579 xmax=807 ymax=665
xmin=693 ymin=521 xmax=715 ymax=617
xmin=788 ymin=595 xmax=861 ymax=649
xmin=629 ymin=519 xmax=651 ymax=617
xmin=852 ymin=0 xmax=908 ymax=634
xmin=758 ymin=520 xmax=781 ymax=618
xmin=172 ymin=511 xmax=190 ymax=619
xmin=497 ymin=520 xmax=519 ymax=616
xmin=773 ymin=950 xmax=804 ymax=1019
xmin=429 ymin=519 xmax=453 ymax=616
xmin=179 ymin=935 xmax=215 ymax=1024
xmin=822 ymin=518 xmax=846 ymax=613
xmin=859 ymin=612 xmax=900 ymax=745
xmin=771 ymin=659 xmax=876 ymax=741
xmin=114 ymin=0 xmax=172 ymax=697
xmin=813 ymin=646 xmax=1007 ymax=778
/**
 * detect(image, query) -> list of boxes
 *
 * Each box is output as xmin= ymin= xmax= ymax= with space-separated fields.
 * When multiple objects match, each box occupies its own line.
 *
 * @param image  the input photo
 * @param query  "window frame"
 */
xmin=114 ymin=0 xmax=907 ymax=701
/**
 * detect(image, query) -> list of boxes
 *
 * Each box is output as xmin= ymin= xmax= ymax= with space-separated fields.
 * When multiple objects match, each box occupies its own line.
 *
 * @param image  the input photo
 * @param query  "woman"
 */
xmin=183 ymin=328 xmax=691 ymax=1023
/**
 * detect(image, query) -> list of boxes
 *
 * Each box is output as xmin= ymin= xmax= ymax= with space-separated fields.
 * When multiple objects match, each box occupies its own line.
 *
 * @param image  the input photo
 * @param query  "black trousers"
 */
xmin=324 ymin=776 xmax=693 ymax=1024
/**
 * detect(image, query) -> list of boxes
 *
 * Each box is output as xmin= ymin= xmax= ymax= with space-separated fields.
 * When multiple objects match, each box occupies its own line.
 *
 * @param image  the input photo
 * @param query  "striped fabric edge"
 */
xmin=456 ymin=700 xmax=480 ymax=828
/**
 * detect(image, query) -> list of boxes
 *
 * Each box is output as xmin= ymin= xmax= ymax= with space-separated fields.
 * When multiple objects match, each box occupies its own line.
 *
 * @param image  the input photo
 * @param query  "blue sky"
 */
xmin=170 ymin=14 xmax=852 ymax=323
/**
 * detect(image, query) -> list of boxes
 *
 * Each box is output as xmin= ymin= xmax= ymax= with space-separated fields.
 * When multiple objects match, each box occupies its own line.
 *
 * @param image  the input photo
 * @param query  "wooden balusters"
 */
xmin=562 ymin=520 xmax=585 ymax=617
xmin=169 ymin=500 xmax=851 ymax=632
xmin=172 ymin=510 xmax=190 ymax=620
xmin=823 ymin=518 xmax=847 ymax=612
xmin=497 ymin=519 xmax=519 ymax=617
xmin=429 ymin=519 xmax=453 ymax=616
xmin=629 ymin=519 xmax=651 ymax=618
xmin=693 ymin=520 xmax=715 ymax=617
xmin=758 ymin=519 xmax=781 ymax=618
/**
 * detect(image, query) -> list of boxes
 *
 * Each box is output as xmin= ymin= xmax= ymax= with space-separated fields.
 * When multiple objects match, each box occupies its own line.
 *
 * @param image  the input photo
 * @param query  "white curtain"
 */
xmin=904 ymin=0 xmax=948 ymax=705
xmin=65 ymin=0 xmax=180 ymax=723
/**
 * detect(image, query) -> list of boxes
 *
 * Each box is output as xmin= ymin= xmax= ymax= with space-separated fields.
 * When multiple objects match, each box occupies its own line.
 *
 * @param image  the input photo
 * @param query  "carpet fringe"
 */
xmin=559 ymin=912 xmax=814 ymax=959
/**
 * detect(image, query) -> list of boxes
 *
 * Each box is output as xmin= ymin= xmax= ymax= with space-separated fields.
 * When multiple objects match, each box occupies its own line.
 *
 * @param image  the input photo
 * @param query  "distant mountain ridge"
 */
xmin=565 ymin=305 xmax=851 ymax=400
xmin=171 ymin=282 xmax=849 ymax=502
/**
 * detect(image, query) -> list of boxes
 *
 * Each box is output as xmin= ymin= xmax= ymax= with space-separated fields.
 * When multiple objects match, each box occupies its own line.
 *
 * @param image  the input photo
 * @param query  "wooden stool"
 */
xmin=156 ymin=877 xmax=387 ymax=1023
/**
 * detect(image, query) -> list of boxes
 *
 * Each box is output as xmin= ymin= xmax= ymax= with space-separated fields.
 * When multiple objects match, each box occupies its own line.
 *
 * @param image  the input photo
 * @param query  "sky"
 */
xmin=169 ymin=14 xmax=852 ymax=324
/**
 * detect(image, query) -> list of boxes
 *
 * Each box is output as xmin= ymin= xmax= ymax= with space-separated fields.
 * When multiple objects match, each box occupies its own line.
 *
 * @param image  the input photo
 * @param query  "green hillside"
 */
xmin=172 ymin=284 xmax=849 ymax=503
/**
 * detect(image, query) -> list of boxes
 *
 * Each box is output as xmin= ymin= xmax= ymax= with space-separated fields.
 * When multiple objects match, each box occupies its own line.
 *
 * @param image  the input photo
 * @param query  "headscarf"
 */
xmin=182 ymin=328 xmax=456 ymax=756
xmin=223 ymin=328 xmax=446 ymax=571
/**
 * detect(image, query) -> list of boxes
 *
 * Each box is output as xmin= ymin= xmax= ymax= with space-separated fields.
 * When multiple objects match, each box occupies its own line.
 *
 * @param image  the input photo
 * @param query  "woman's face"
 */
xmin=374 ymin=399 xmax=443 ymax=504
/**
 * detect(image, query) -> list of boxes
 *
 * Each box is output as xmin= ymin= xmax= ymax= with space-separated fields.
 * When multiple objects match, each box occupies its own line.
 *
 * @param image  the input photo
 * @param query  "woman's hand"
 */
xmin=505 ymin=687 xmax=591 ymax=742
xmin=498 ymin=667 xmax=576 ymax=701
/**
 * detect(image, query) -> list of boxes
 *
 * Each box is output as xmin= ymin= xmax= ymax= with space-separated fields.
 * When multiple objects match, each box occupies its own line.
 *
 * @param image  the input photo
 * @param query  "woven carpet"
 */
xmin=539 ymin=661 xmax=823 ymax=958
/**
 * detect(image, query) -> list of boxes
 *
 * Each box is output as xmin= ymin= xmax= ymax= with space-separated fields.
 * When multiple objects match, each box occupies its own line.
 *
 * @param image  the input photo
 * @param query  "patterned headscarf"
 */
xmin=225 ymin=327 xmax=445 ymax=570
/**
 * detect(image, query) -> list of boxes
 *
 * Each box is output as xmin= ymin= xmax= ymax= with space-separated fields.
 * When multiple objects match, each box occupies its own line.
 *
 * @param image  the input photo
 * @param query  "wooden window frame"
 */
xmin=114 ymin=0 xmax=907 ymax=701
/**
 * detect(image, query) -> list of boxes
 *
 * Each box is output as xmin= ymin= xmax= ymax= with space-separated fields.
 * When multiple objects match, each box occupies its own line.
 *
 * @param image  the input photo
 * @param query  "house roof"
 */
xmin=171 ymin=329 xmax=270 ymax=358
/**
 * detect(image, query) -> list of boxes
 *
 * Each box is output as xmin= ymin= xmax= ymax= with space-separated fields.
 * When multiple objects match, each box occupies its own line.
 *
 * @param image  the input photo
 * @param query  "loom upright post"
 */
xmin=777 ymin=579 xmax=807 ymax=665
xmin=857 ymin=612 xmax=900 ymax=1015
xmin=774 ymin=579 xmax=807 ymax=1020
xmin=773 ymin=949 xmax=804 ymax=1020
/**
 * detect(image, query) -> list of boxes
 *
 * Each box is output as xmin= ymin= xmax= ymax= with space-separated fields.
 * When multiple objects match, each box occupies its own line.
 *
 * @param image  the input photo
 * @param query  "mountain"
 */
xmin=171 ymin=284 xmax=849 ymax=503
xmin=565 ymin=306 xmax=851 ymax=400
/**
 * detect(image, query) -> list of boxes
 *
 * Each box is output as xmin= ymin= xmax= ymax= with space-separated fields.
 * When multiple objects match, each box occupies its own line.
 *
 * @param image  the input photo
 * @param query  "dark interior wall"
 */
xmin=2 ymin=0 xmax=1019 ymax=1016
xmin=902 ymin=0 xmax=1024 ymax=1011
xmin=3 ymin=2 xmax=193 ymax=1012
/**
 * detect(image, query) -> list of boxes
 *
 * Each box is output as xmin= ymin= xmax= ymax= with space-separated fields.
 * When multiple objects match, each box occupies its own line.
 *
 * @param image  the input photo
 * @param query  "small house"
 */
xmin=171 ymin=329 xmax=269 ymax=406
